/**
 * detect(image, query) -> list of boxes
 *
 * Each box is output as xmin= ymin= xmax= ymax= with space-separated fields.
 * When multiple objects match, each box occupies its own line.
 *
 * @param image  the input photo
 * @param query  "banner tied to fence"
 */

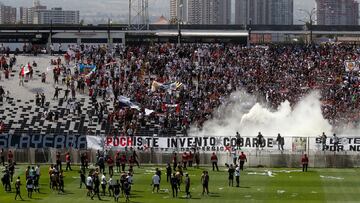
xmin=1 ymin=134 xmax=359 ymax=153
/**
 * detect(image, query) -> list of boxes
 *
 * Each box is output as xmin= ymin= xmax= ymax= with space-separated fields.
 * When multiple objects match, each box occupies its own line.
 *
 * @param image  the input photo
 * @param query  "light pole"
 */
xmin=108 ymin=18 xmax=113 ymax=48
xmin=177 ymin=4 xmax=183 ymax=45
xmin=247 ymin=18 xmax=252 ymax=47
xmin=299 ymin=8 xmax=316 ymax=44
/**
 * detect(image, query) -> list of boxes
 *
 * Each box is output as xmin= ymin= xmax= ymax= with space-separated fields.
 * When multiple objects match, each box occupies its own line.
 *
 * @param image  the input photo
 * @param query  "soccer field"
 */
xmin=1 ymin=165 xmax=359 ymax=203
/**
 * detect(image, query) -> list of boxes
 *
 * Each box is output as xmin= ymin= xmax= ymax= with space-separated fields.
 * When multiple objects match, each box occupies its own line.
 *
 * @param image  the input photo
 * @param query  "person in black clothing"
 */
xmin=201 ymin=171 xmax=209 ymax=195
xmin=0 ymin=148 xmax=5 ymax=166
xmin=56 ymin=152 xmax=62 ymax=171
xmin=53 ymin=87 xmax=60 ymax=100
xmin=91 ymin=175 xmax=101 ymax=200
xmin=15 ymin=176 xmax=23 ymax=200
xmin=321 ymin=132 xmax=327 ymax=151
xmin=2 ymin=169 xmax=11 ymax=192
xmin=155 ymin=168 xmax=161 ymax=183
xmin=98 ymin=155 xmax=105 ymax=173
xmin=257 ymin=132 xmax=264 ymax=149
xmin=58 ymin=171 xmax=65 ymax=194
xmin=113 ymin=180 xmax=121 ymax=203
xmin=80 ymin=153 xmax=86 ymax=173
xmin=166 ymin=163 xmax=172 ymax=182
xmin=41 ymin=93 xmax=45 ymax=107
xmin=124 ymin=181 xmax=130 ymax=202
xmin=170 ymin=173 xmax=178 ymax=198
xmin=276 ymin=133 xmax=284 ymax=151
xmin=228 ymin=164 xmax=235 ymax=187
xmin=184 ymin=173 xmax=191 ymax=198
xmin=79 ymin=170 xmax=86 ymax=189
xmin=236 ymin=132 xmax=241 ymax=149
xmin=132 ymin=149 xmax=140 ymax=167
xmin=63 ymin=89 xmax=70 ymax=101
xmin=333 ymin=133 xmax=340 ymax=152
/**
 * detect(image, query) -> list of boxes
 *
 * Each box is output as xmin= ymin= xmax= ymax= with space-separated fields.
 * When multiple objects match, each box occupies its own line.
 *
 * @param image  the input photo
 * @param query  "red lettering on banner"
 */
xmin=106 ymin=137 xmax=113 ymax=146
xmin=127 ymin=137 xmax=133 ymax=146
xmin=113 ymin=137 xmax=119 ymax=146
xmin=120 ymin=137 xmax=126 ymax=146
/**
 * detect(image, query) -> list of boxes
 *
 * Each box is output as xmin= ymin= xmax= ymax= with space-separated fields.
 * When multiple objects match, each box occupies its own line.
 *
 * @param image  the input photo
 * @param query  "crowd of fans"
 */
xmin=1 ymin=43 xmax=360 ymax=136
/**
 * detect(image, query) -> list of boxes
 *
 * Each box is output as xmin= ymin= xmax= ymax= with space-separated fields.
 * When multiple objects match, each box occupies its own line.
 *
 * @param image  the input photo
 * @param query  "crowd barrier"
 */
xmin=1 ymin=135 xmax=360 ymax=168
xmin=1 ymin=147 xmax=360 ymax=168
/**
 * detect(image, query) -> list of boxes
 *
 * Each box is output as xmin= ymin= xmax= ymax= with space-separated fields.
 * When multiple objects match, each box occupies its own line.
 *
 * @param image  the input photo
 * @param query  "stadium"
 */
xmin=2 ymin=1 xmax=360 ymax=202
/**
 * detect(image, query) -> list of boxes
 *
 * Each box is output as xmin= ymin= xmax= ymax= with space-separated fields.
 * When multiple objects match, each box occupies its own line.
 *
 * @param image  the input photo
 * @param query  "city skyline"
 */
xmin=0 ymin=0 xmax=318 ymax=24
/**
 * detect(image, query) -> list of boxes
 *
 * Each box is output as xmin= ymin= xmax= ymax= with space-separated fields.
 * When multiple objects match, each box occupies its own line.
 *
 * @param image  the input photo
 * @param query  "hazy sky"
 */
xmin=0 ymin=0 xmax=318 ymax=23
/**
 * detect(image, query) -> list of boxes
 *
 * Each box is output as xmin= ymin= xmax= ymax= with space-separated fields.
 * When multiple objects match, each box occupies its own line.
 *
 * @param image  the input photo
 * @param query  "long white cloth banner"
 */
xmin=87 ymin=136 xmax=307 ymax=151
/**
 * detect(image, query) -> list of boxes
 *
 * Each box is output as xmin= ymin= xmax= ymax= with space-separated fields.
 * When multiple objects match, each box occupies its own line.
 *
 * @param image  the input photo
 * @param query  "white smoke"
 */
xmin=189 ymin=90 xmax=333 ymax=137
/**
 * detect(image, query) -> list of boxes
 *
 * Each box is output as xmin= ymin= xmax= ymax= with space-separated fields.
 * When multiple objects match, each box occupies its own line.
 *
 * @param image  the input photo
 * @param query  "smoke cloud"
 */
xmin=189 ymin=91 xmax=333 ymax=137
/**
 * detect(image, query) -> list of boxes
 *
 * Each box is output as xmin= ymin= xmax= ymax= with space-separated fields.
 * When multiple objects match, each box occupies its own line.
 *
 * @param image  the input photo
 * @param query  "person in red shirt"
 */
xmin=7 ymin=150 xmax=13 ymax=164
xmin=188 ymin=151 xmax=193 ymax=167
xmin=301 ymin=154 xmax=309 ymax=172
xmin=8 ymin=150 xmax=14 ymax=164
xmin=172 ymin=153 xmax=178 ymax=171
xmin=115 ymin=152 xmax=121 ymax=173
xmin=65 ymin=152 xmax=72 ymax=171
xmin=238 ymin=152 xmax=247 ymax=171
xmin=107 ymin=156 xmax=114 ymax=176
xmin=182 ymin=152 xmax=188 ymax=170
xmin=210 ymin=152 xmax=219 ymax=171
xmin=120 ymin=154 xmax=127 ymax=172
xmin=0 ymin=121 xmax=4 ymax=133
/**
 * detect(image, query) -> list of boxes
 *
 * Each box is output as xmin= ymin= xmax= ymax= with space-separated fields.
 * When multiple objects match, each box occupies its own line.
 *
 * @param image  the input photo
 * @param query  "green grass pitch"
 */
xmin=1 ymin=164 xmax=360 ymax=203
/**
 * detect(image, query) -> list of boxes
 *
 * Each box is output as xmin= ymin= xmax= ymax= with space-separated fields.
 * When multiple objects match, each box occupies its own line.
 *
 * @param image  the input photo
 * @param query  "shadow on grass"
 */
xmin=208 ymin=192 xmax=221 ymax=198
xmin=239 ymin=186 xmax=251 ymax=189
xmin=130 ymin=194 xmax=144 ymax=198
xmin=179 ymin=197 xmax=201 ymax=200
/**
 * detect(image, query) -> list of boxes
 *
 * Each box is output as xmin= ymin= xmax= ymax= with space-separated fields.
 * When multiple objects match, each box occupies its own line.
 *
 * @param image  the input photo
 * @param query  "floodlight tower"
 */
xmin=128 ymin=0 xmax=149 ymax=30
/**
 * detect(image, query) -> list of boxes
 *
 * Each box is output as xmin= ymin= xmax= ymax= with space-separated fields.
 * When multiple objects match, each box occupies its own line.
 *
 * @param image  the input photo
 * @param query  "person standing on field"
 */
xmin=301 ymin=154 xmax=309 ymax=172
xmin=235 ymin=165 xmax=240 ymax=187
xmin=201 ymin=171 xmax=209 ymax=195
xmin=152 ymin=172 xmax=160 ymax=193
xmin=228 ymin=164 xmax=235 ymax=187
xmin=210 ymin=152 xmax=219 ymax=171
xmin=238 ymin=152 xmax=247 ymax=171
xmin=15 ymin=176 xmax=23 ymax=200
xmin=184 ymin=173 xmax=191 ymax=198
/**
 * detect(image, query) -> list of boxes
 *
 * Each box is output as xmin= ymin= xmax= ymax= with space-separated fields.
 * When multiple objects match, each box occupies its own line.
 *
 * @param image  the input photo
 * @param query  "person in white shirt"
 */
xmin=86 ymin=175 xmax=93 ymax=197
xmin=108 ymin=175 xmax=114 ymax=197
xmin=35 ymin=165 xmax=40 ymax=177
xmin=235 ymin=166 xmax=240 ymax=187
xmin=152 ymin=173 xmax=160 ymax=193
xmin=101 ymin=173 xmax=107 ymax=196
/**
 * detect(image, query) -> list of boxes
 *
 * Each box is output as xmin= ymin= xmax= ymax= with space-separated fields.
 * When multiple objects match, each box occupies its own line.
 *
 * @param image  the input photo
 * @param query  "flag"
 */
xmin=85 ymin=67 xmax=97 ymax=78
xmin=151 ymin=81 xmax=163 ymax=92
xmin=79 ymin=64 xmax=97 ymax=74
xmin=162 ymin=103 xmax=180 ymax=114
xmin=151 ymin=81 xmax=183 ymax=92
xmin=20 ymin=64 xmax=30 ymax=76
xmin=118 ymin=96 xmax=154 ymax=115
xmin=170 ymin=81 xmax=183 ymax=90
xmin=345 ymin=61 xmax=359 ymax=72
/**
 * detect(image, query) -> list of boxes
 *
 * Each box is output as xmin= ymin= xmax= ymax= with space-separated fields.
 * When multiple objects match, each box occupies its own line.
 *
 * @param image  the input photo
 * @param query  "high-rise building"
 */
xmin=172 ymin=0 xmax=231 ymax=24
xmin=170 ymin=0 xmax=187 ymax=22
xmin=0 ymin=4 xmax=17 ymax=24
xmin=235 ymin=0 xmax=293 ymax=25
xmin=33 ymin=8 xmax=80 ymax=24
xmin=316 ymin=0 xmax=359 ymax=25
xmin=187 ymin=0 xmax=202 ymax=24
xmin=21 ymin=0 xmax=79 ymax=24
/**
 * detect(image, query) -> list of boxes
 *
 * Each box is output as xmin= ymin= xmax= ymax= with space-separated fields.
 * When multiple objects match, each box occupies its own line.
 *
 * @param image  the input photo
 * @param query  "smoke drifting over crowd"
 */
xmin=190 ymin=91 xmax=333 ymax=137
